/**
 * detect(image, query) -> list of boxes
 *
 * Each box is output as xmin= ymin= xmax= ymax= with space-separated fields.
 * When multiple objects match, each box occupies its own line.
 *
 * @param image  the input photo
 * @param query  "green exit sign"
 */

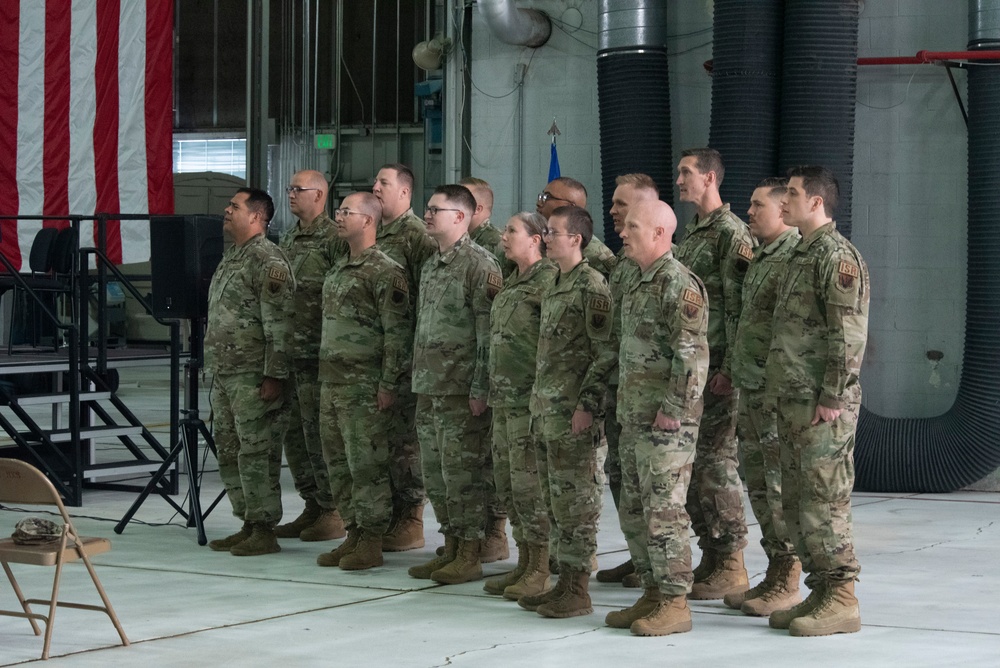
xmin=315 ymin=134 xmax=335 ymax=149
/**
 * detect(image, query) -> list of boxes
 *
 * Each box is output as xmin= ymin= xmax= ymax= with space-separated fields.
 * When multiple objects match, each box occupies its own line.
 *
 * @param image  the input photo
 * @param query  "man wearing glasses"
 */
xmin=408 ymin=184 xmax=503 ymax=585
xmin=274 ymin=170 xmax=348 ymax=544
xmin=536 ymin=177 xmax=616 ymax=279
xmin=315 ymin=192 xmax=412 ymax=571
xmin=372 ymin=163 xmax=438 ymax=553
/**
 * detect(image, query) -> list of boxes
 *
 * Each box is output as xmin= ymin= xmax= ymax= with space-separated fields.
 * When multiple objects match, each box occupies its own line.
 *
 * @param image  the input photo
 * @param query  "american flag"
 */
xmin=0 ymin=0 xmax=173 ymax=269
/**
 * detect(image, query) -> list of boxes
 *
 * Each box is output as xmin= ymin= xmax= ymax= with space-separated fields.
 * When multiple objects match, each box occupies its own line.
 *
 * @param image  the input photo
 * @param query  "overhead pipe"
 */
xmin=854 ymin=0 xmax=1000 ymax=492
xmin=707 ymin=0 xmax=784 ymax=215
xmin=858 ymin=49 xmax=1000 ymax=65
xmin=596 ymin=0 xmax=672 ymax=252
xmin=479 ymin=0 xmax=551 ymax=47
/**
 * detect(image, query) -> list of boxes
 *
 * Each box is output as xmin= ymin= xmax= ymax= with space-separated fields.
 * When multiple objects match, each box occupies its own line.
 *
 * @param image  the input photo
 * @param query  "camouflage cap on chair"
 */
xmin=11 ymin=517 xmax=63 ymax=545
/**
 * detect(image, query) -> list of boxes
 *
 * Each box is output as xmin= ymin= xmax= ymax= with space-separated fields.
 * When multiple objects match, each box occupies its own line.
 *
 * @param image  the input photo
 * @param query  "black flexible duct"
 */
xmin=854 ymin=2 xmax=1000 ymax=492
xmin=777 ymin=0 xmax=858 ymax=238
xmin=597 ymin=1 xmax=672 ymax=253
xmin=708 ymin=0 xmax=783 ymax=210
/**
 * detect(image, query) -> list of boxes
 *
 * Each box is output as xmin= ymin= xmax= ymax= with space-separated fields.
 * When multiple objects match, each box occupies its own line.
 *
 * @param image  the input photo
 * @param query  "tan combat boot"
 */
xmin=537 ymin=569 xmax=592 ymax=618
xmin=318 ymin=528 xmax=361 ymax=567
xmin=431 ymin=538 xmax=483 ymax=584
xmin=484 ymin=541 xmax=528 ymax=595
xmin=209 ymin=522 xmax=253 ymax=551
xmin=503 ymin=544 xmax=551 ymax=601
xmin=299 ymin=508 xmax=347 ymax=542
xmin=518 ymin=570 xmax=568 ymax=611
xmin=740 ymin=556 xmax=802 ymax=616
xmin=274 ymin=498 xmax=321 ymax=538
xmin=769 ymin=582 xmax=826 ymax=629
xmin=339 ymin=530 xmax=384 ymax=570
xmin=230 ymin=522 xmax=281 ymax=556
xmin=688 ymin=549 xmax=748 ymax=600
xmin=596 ymin=558 xmax=635 ymax=583
xmin=788 ymin=580 xmax=860 ymax=637
xmin=691 ymin=546 xmax=716 ymax=582
xmin=480 ymin=516 xmax=510 ymax=563
xmin=630 ymin=595 xmax=693 ymax=636
xmin=383 ymin=504 xmax=425 ymax=552
xmin=408 ymin=535 xmax=457 ymax=579
xmin=622 ymin=572 xmax=641 ymax=588
xmin=605 ymin=587 xmax=663 ymax=629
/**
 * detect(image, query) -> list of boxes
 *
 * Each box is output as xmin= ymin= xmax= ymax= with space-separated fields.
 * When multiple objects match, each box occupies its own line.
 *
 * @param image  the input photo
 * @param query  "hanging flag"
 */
xmin=548 ymin=139 xmax=561 ymax=182
xmin=0 ymin=0 xmax=174 ymax=270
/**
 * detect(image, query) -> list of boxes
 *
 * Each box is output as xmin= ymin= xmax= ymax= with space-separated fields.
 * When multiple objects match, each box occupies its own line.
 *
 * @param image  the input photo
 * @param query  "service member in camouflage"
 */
xmin=206 ymin=188 xmax=295 ymax=556
xmin=536 ymin=176 xmax=617 ymax=280
xmin=407 ymin=184 xmax=503 ymax=585
xmin=482 ymin=211 xmax=558 ymax=601
xmin=314 ymin=192 xmax=413 ymax=571
xmin=597 ymin=173 xmax=660 ymax=588
xmin=274 ymin=170 xmax=347 ymax=543
xmin=459 ymin=176 xmax=512 ymax=562
xmin=766 ymin=166 xmax=869 ymax=637
xmin=673 ymin=147 xmax=752 ymax=599
xmin=606 ymin=198 xmax=709 ymax=636
xmin=517 ymin=206 xmax=616 ymax=619
xmin=725 ymin=178 xmax=803 ymax=616
xmin=372 ymin=163 xmax=438 ymax=551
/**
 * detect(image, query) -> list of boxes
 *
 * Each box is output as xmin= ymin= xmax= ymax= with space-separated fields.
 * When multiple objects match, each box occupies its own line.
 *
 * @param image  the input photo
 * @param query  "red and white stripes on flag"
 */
xmin=0 ymin=0 xmax=173 ymax=270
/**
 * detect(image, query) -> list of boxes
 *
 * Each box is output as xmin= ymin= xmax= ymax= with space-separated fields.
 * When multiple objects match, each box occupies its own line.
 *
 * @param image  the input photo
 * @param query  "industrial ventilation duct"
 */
xmin=479 ymin=0 xmax=551 ymax=47
xmin=708 ymin=0 xmax=784 ymax=211
xmin=854 ymin=0 xmax=1000 ymax=491
xmin=596 ymin=0 xmax=672 ymax=253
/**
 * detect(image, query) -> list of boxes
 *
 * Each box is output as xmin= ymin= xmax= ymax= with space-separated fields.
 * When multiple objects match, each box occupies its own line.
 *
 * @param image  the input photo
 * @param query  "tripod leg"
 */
xmin=181 ymin=420 xmax=208 ymax=546
xmin=196 ymin=420 xmax=226 ymax=522
xmin=115 ymin=439 xmax=186 ymax=534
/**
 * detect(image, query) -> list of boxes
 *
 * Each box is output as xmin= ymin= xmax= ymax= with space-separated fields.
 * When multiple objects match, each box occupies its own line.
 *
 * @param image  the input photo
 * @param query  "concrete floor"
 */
xmin=1 ymin=367 xmax=999 ymax=666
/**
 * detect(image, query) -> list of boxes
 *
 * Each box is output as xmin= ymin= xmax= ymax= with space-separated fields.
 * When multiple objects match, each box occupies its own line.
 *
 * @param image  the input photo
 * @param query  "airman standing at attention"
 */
xmin=724 ymin=178 xmax=802 ymax=616
xmin=206 ymin=188 xmax=295 ymax=557
xmin=766 ymin=166 xmax=869 ymax=637
xmin=606 ymin=198 xmax=708 ymax=636
xmin=673 ymin=147 xmax=753 ymax=600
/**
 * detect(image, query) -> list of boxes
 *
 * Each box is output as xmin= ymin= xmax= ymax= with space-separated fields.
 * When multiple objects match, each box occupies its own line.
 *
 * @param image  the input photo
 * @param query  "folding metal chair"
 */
xmin=0 ymin=458 xmax=129 ymax=659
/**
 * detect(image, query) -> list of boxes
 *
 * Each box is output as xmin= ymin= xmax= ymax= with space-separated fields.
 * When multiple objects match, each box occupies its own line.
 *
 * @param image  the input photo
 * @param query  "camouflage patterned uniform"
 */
xmin=377 ymin=209 xmax=438 ymax=512
xmin=318 ymin=247 xmax=412 ymax=534
xmin=488 ymin=259 xmax=558 ymax=548
xmin=278 ymin=212 xmax=347 ymax=513
xmin=766 ymin=223 xmax=869 ymax=584
xmin=606 ymin=248 xmax=641 ymax=509
xmin=530 ymin=259 xmax=616 ymax=572
xmin=617 ymin=251 xmax=709 ymax=595
xmin=471 ymin=218 xmax=515 ymax=276
xmin=206 ymin=234 xmax=295 ymax=524
xmin=412 ymin=234 xmax=502 ymax=540
xmin=674 ymin=204 xmax=753 ymax=556
xmin=583 ymin=235 xmax=618 ymax=280
xmin=731 ymin=228 xmax=800 ymax=561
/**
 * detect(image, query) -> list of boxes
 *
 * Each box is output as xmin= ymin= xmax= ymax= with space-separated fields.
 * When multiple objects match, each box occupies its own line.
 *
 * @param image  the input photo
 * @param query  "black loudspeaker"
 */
xmin=150 ymin=215 xmax=224 ymax=320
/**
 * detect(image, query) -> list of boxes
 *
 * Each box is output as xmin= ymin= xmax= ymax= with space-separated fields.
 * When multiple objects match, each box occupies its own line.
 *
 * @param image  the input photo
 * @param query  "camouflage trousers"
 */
xmin=491 ymin=406 xmax=549 ymax=547
xmin=533 ymin=412 xmax=603 ymax=573
xmin=415 ymin=394 xmax=492 ymax=540
xmin=212 ymin=372 xmax=288 ymax=524
xmin=283 ymin=359 xmax=334 ymax=509
xmin=388 ymin=379 xmax=426 ymax=511
xmin=686 ymin=377 xmax=748 ymax=554
xmin=619 ymin=423 xmax=697 ymax=596
xmin=319 ymin=380 xmax=393 ymax=534
xmin=776 ymin=395 xmax=861 ymax=584
xmin=604 ymin=386 xmax=623 ymax=509
xmin=737 ymin=387 xmax=795 ymax=560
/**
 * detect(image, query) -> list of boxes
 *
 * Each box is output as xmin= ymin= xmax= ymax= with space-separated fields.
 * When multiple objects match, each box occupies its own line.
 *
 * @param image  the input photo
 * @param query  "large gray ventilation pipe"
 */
xmin=854 ymin=0 xmax=1000 ymax=492
xmin=596 ymin=0 xmax=672 ymax=252
xmin=708 ymin=0 xmax=784 ymax=212
xmin=479 ymin=0 xmax=551 ymax=47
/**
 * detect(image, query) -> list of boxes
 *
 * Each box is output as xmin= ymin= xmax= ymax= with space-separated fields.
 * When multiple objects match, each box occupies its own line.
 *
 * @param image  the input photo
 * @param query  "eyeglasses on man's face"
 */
xmin=542 ymin=228 xmax=578 ymax=238
xmin=286 ymin=186 xmax=320 ymax=195
xmin=334 ymin=208 xmax=367 ymax=218
xmin=424 ymin=206 xmax=462 ymax=217
xmin=537 ymin=191 xmax=573 ymax=205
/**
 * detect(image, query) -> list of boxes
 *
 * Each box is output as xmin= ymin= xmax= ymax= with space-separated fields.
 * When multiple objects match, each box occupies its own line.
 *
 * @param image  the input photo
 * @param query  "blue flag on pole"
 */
xmin=548 ymin=140 xmax=561 ymax=181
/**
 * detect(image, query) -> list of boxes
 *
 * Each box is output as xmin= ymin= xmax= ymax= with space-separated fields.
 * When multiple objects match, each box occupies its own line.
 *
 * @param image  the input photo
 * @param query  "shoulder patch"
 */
xmin=737 ymin=243 xmax=754 ymax=261
xmin=393 ymin=275 xmax=407 ymax=292
xmin=682 ymin=288 xmax=704 ymax=307
xmin=837 ymin=261 xmax=860 ymax=290
xmin=269 ymin=266 xmax=288 ymax=282
xmin=589 ymin=295 xmax=612 ymax=313
xmin=486 ymin=271 xmax=503 ymax=300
